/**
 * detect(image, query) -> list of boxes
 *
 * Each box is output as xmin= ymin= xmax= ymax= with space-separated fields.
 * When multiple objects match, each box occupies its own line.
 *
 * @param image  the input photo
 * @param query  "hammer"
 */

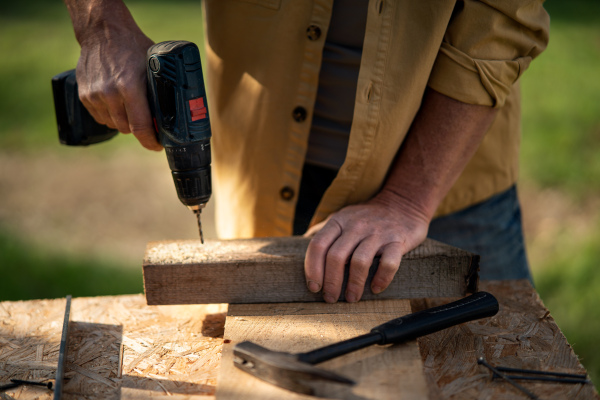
xmin=233 ymin=291 xmax=499 ymax=396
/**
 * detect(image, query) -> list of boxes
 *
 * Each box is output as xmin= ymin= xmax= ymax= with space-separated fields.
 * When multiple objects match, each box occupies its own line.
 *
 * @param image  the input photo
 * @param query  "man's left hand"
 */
xmin=304 ymin=189 xmax=429 ymax=303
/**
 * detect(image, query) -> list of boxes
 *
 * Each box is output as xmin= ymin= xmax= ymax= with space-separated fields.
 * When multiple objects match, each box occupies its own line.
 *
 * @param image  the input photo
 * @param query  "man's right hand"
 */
xmin=65 ymin=0 xmax=162 ymax=151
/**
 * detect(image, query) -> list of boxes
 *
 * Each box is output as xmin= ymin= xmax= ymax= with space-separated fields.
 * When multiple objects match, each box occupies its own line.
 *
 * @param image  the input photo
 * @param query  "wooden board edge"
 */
xmin=143 ymin=253 xmax=477 ymax=305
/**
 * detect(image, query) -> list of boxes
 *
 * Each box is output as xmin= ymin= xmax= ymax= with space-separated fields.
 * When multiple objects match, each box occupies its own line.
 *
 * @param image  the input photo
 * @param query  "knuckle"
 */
xmin=373 ymin=269 xmax=397 ymax=287
xmin=81 ymin=89 xmax=102 ymax=108
xmin=378 ymin=259 xmax=400 ymax=275
xmin=114 ymin=75 xmax=130 ymax=92
xmin=102 ymin=86 xmax=120 ymax=103
xmin=346 ymin=275 xmax=366 ymax=290
xmin=351 ymin=255 xmax=372 ymax=271
xmin=352 ymin=218 xmax=369 ymax=231
xmin=309 ymin=237 xmax=330 ymax=253
xmin=326 ymin=250 xmax=347 ymax=266
xmin=322 ymin=281 xmax=342 ymax=296
xmin=129 ymin=122 xmax=152 ymax=135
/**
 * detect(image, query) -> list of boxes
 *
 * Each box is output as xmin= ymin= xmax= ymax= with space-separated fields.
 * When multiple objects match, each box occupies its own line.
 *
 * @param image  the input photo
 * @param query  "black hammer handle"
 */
xmin=298 ymin=292 xmax=499 ymax=365
xmin=371 ymin=291 xmax=498 ymax=344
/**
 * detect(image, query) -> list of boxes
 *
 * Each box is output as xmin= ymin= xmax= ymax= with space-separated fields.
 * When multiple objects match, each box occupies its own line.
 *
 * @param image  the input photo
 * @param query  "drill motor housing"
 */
xmin=52 ymin=40 xmax=212 ymax=211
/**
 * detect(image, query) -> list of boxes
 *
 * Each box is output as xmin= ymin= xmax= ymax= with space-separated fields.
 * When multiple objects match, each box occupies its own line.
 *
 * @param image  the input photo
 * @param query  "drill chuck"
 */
xmin=167 ymin=140 xmax=212 ymax=209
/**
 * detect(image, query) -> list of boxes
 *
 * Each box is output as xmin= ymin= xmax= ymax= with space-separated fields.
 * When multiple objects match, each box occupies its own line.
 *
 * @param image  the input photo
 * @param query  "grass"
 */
xmin=0 ymin=229 xmax=141 ymax=301
xmin=521 ymin=0 xmax=600 ymax=197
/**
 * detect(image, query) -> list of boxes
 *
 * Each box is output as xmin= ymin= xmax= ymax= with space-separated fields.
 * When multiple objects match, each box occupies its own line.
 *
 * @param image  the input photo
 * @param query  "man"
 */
xmin=64 ymin=0 xmax=550 ymax=303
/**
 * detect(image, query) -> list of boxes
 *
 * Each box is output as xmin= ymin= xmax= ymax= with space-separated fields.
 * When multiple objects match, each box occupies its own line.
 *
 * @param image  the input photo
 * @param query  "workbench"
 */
xmin=1 ymin=280 xmax=598 ymax=399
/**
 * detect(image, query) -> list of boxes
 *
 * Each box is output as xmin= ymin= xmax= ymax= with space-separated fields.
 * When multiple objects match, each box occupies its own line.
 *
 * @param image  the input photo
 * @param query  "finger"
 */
xmin=345 ymin=237 xmax=380 ymax=302
xmin=371 ymin=242 xmax=404 ymax=294
xmin=105 ymin=99 xmax=132 ymax=134
xmin=123 ymin=86 xmax=162 ymax=151
xmin=304 ymin=220 xmax=342 ymax=295
xmin=322 ymin=230 xmax=362 ymax=303
xmin=79 ymin=90 xmax=114 ymax=128
xmin=304 ymin=220 xmax=327 ymax=238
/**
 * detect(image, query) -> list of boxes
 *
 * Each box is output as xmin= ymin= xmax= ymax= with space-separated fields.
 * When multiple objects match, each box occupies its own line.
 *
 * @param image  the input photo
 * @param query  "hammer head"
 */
xmin=233 ymin=341 xmax=355 ymax=396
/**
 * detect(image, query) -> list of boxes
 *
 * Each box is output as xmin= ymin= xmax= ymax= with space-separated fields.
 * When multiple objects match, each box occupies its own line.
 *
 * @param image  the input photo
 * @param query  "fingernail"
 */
xmin=323 ymin=293 xmax=336 ymax=303
xmin=372 ymin=285 xmax=383 ymax=294
xmin=307 ymin=280 xmax=321 ymax=292
xmin=345 ymin=292 xmax=357 ymax=303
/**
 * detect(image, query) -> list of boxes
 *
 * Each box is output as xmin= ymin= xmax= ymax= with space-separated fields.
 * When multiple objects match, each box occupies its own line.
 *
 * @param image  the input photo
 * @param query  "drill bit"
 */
xmin=194 ymin=209 xmax=204 ymax=244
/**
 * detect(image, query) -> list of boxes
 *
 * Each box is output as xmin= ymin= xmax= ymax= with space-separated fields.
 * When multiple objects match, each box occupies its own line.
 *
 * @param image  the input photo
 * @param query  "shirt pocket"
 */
xmin=229 ymin=0 xmax=281 ymax=10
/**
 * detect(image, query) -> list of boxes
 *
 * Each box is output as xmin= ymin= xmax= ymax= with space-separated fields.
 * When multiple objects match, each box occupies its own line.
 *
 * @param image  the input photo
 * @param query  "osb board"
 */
xmin=413 ymin=279 xmax=600 ymax=400
xmin=0 ymin=295 xmax=226 ymax=399
xmin=143 ymin=237 xmax=479 ymax=304
xmin=1 ymin=281 xmax=598 ymax=399
xmin=216 ymin=300 xmax=429 ymax=400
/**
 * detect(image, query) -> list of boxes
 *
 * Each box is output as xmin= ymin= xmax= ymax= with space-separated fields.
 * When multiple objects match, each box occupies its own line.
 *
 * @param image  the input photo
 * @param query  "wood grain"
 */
xmin=143 ymin=237 xmax=479 ymax=305
xmin=215 ymin=300 xmax=429 ymax=400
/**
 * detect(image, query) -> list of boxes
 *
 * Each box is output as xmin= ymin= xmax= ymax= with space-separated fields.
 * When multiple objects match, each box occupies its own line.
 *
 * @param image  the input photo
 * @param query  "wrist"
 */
xmin=369 ymin=186 xmax=434 ymax=228
xmin=66 ymin=0 xmax=141 ymax=47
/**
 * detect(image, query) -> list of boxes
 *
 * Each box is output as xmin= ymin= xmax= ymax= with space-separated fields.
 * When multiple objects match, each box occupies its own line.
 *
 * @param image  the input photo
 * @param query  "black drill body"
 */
xmin=52 ymin=41 xmax=211 ymax=240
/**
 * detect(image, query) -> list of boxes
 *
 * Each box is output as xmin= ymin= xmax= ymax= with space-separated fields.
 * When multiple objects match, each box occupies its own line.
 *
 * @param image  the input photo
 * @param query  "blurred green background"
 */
xmin=1 ymin=0 xmax=599 ymax=387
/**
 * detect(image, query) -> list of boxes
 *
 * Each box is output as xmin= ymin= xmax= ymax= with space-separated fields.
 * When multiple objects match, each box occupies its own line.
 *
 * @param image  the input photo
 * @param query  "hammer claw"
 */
xmin=234 ymin=341 xmax=355 ymax=396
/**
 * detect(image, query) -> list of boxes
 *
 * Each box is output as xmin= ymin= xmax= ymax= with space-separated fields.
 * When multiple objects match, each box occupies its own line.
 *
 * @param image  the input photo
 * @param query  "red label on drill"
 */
xmin=189 ymin=97 xmax=207 ymax=121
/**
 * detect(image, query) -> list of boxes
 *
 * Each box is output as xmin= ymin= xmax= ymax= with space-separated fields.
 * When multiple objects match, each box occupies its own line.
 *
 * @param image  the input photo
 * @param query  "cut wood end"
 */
xmin=144 ymin=237 xmax=478 ymax=266
xmin=144 ymin=236 xmax=311 ymax=265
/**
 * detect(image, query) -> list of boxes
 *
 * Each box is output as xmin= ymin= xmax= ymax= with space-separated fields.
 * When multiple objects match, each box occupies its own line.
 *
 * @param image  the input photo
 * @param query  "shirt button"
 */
xmin=306 ymin=25 xmax=322 ymax=41
xmin=280 ymin=186 xmax=295 ymax=201
xmin=292 ymin=106 xmax=307 ymax=122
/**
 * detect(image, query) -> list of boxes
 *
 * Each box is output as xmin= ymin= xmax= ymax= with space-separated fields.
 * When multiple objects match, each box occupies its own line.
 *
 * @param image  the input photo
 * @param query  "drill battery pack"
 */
xmin=51 ymin=69 xmax=118 ymax=146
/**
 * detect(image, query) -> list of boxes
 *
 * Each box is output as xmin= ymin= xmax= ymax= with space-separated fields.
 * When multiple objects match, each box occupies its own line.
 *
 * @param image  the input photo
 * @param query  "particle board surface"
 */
xmin=215 ymin=300 xmax=429 ymax=400
xmin=414 ymin=280 xmax=599 ymax=400
xmin=1 ymin=281 xmax=597 ymax=399
xmin=0 ymin=296 xmax=226 ymax=399
xmin=143 ymin=237 xmax=479 ymax=305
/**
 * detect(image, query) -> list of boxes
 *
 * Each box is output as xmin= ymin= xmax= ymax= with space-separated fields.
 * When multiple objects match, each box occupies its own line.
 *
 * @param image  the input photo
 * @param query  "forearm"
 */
xmin=65 ymin=0 xmax=143 ymax=45
xmin=375 ymin=88 xmax=498 ymax=223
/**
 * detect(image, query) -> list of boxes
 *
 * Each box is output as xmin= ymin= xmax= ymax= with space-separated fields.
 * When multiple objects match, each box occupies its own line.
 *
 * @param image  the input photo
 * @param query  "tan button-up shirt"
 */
xmin=204 ymin=0 xmax=549 ymax=239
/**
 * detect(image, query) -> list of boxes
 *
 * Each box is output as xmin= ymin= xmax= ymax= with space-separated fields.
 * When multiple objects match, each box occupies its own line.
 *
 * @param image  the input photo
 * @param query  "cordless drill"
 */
xmin=51 ymin=41 xmax=212 ymax=242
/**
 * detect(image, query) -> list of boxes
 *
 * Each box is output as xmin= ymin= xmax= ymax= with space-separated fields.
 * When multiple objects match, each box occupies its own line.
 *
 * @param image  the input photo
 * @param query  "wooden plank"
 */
xmin=413 ymin=279 xmax=600 ymax=400
xmin=143 ymin=237 xmax=479 ymax=305
xmin=215 ymin=300 xmax=429 ymax=400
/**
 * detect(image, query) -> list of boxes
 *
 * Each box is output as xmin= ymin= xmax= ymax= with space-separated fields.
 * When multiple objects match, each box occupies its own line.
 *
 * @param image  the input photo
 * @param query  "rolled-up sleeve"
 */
xmin=428 ymin=0 xmax=550 ymax=107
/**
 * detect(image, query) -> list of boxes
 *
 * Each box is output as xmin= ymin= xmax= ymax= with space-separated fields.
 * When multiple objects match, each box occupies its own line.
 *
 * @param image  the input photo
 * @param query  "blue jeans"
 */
xmin=294 ymin=164 xmax=532 ymax=282
xmin=428 ymin=186 xmax=532 ymax=282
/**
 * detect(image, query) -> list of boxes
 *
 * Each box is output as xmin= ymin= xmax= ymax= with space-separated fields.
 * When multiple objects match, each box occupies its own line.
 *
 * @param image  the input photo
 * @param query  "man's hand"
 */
xmin=65 ymin=0 xmax=161 ymax=151
xmin=304 ymin=89 xmax=498 ymax=303
xmin=304 ymin=190 xmax=429 ymax=303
